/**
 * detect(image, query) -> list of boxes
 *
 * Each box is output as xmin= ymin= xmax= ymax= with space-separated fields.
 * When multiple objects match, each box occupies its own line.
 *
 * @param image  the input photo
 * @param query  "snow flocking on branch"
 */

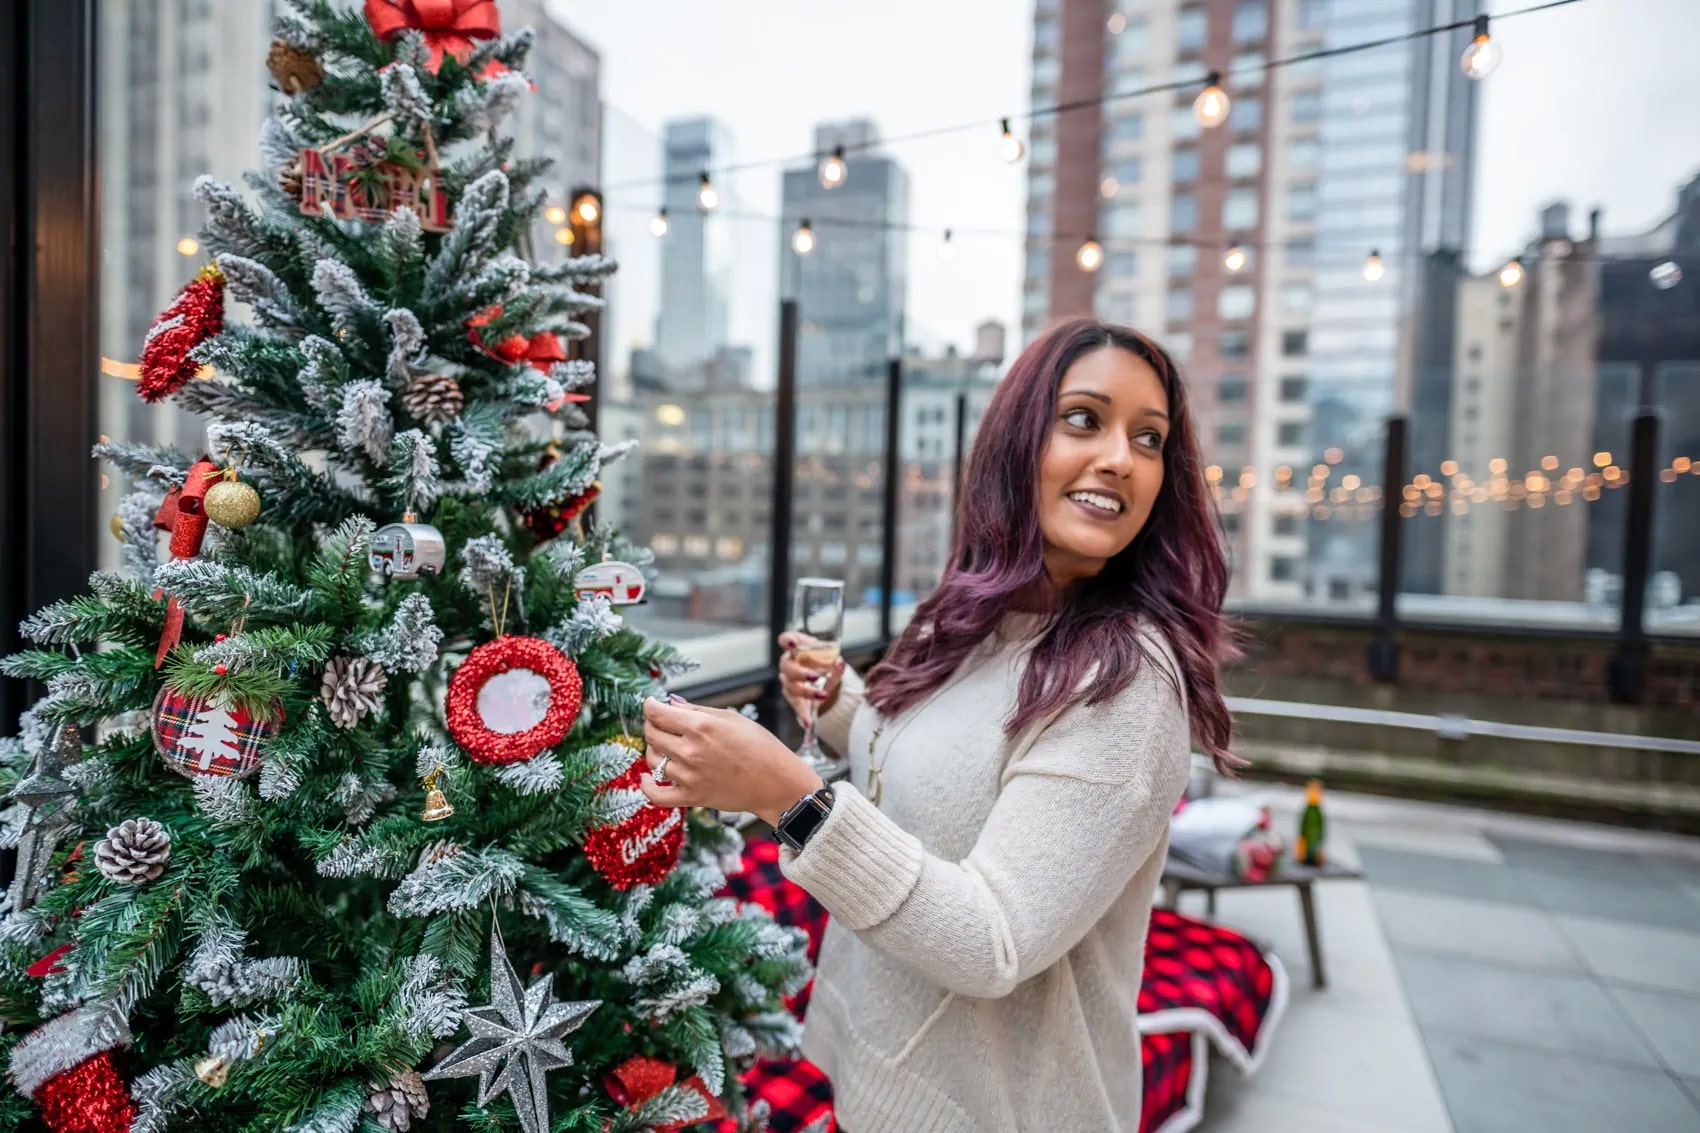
xmin=493 ymin=752 xmax=563 ymax=795
xmin=383 ymin=308 xmax=426 ymax=388
xmin=357 ymin=593 xmax=442 ymax=673
xmin=457 ymin=534 xmax=525 ymax=605
xmin=383 ymin=429 xmax=443 ymax=513
xmin=378 ymin=62 xmax=435 ymax=134
xmin=335 ymin=380 xmax=394 ymax=465
xmin=312 ymin=259 xmax=383 ymax=335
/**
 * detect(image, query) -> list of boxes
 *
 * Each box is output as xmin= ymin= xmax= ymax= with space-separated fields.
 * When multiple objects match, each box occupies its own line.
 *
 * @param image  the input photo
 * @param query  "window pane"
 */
xmin=1224 ymin=187 xmax=1260 ymax=228
xmin=1233 ymin=2 xmax=1268 ymax=42
xmin=1167 ymin=289 xmax=1195 ymax=320
xmin=1178 ymin=7 xmax=1209 ymax=50
xmin=1230 ymin=96 xmax=1263 ymax=131
xmin=1226 ymin=143 xmax=1261 ymax=179
xmin=1171 ymin=192 xmax=1197 ymax=232
xmin=1168 ymin=243 xmax=1197 ymax=277
xmin=1173 ymin=149 xmax=1201 ymax=182
xmin=1221 ymin=284 xmax=1256 ymax=319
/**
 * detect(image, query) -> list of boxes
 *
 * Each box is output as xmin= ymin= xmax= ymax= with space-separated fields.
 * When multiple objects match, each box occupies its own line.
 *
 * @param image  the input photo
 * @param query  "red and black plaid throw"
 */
xmin=717 ymin=838 xmax=1284 ymax=1133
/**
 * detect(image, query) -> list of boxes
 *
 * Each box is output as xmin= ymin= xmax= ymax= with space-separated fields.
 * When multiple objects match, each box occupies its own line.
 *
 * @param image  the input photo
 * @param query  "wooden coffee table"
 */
xmin=1158 ymin=856 xmax=1366 ymax=989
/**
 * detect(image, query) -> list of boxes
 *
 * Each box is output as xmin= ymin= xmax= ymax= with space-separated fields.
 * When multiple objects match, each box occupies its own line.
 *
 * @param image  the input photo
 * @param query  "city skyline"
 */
xmin=557 ymin=0 xmax=1700 ymax=389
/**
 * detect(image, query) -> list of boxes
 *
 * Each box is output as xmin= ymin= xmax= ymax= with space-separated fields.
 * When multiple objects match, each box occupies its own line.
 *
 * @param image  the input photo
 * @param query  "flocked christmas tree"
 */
xmin=0 ymin=4 xmax=811 ymax=1131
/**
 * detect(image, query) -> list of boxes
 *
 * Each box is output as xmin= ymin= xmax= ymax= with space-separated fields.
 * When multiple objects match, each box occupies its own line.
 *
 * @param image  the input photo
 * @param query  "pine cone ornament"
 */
xmin=401 ymin=371 xmax=464 ymax=425
xmin=279 ymin=155 xmax=304 ymax=200
xmin=320 ymin=656 xmax=388 ymax=729
xmin=417 ymin=839 xmax=462 ymax=869
xmin=364 ymin=1070 xmax=429 ymax=1131
xmin=266 ymin=39 xmax=324 ymax=93
xmin=95 ymin=818 xmax=172 ymax=884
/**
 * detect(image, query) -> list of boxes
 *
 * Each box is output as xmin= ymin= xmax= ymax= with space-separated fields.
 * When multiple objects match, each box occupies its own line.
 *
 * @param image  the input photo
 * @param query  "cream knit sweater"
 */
xmin=780 ymin=616 xmax=1193 ymax=1133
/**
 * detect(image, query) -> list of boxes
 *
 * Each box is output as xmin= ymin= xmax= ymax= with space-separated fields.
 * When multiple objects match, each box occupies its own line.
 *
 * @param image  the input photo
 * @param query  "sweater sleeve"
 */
xmin=813 ymin=662 xmax=866 ymax=759
xmin=780 ymin=643 xmax=1192 ymax=1000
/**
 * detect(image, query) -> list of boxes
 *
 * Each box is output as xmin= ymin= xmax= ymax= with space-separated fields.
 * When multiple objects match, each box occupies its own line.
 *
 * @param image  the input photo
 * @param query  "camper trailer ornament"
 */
xmin=369 ymin=515 xmax=447 ymax=580
xmin=573 ymin=559 xmax=646 ymax=606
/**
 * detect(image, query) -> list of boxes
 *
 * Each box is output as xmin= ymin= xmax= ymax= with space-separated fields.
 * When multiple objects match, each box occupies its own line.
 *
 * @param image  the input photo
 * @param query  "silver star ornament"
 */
xmin=421 ymin=931 xmax=600 ymax=1133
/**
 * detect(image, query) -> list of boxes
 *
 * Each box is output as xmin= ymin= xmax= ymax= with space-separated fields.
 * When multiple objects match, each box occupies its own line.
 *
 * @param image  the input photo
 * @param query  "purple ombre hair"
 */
xmin=864 ymin=318 xmax=1240 ymax=772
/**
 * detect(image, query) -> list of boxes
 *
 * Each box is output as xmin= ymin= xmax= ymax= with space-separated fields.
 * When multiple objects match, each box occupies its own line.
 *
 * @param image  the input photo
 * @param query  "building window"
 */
xmin=1103 ymin=202 xmax=1139 ymax=237
xmin=1025 ymin=246 xmax=1048 ymax=280
xmin=1220 ymin=377 xmax=1248 ymax=403
xmin=1177 ymin=7 xmax=1209 ymax=51
xmin=1220 ymin=284 xmax=1255 ymax=320
xmin=1111 ymin=114 xmax=1144 ymax=144
xmin=1288 ymin=139 xmax=1320 ymax=169
xmin=1167 ymin=289 xmax=1194 ymax=321
xmin=1173 ymin=148 xmax=1200 ymax=182
xmin=1271 ymin=556 xmax=1298 ymax=582
xmin=1231 ymin=51 xmax=1265 ymax=76
xmin=1229 ymin=97 xmax=1262 ymax=132
xmin=1221 ymin=330 xmax=1251 ymax=358
xmin=1279 ymin=375 xmax=1307 ymax=401
xmin=1222 ymin=513 xmax=1241 ymax=535
xmin=1274 ymin=514 xmax=1300 ymax=536
xmin=1034 ymin=16 xmax=1060 ymax=50
xmin=1171 ymin=106 xmax=1202 ymax=142
xmin=1027 ymin=207 xmax=1051 ymax=236
xmin=1298 ymin=0 xmax=1327 ymax=29
xmin=1226 ymin=143 xmax=1261 ymax=179
xmin=1114 ymin=158 xmax=1142 ymax=184
xmin=1292 ymin=90 xmax=1323 ymax=122
xmin=1109 ymin=250 xmax=1138 ymax=277
xmin=1328 ymin=578 xmax=1350 ymax=600
xmin=1033 ymin=55 xmax=1060 ymax=88
xmin=1217 ymin=422 xmax=1246 ymax=446
xmin=1233 ymin=2 xmax=1268 ymax=42
xmin=1281 ymin=283 xmax=1314 ymax=313
xmin=1287 ymin=184 xmax=1317 ymax=222
xmin=1286 ymin=239 xmax=1315 ymax=268
xmin=1170 ymin=192 xmax=1197 ymax=233
xmin=1224 ymin=187 xmax=1260 ymax=228
xmin=1168 ymin=244 xmax=1197 ymax=278
xmin=1277 ymin=421 xmax=1307 ymax=446
xmin=1282 ymin=330 xmax=1308 ymax=357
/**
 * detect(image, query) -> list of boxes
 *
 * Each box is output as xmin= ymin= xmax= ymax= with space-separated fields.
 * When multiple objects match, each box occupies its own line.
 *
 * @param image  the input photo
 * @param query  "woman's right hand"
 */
xmin=778 ymin=632 xmax=846 ymax=724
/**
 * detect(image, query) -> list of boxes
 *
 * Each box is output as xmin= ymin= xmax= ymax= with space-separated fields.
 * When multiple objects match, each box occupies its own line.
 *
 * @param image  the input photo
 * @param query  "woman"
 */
xmin=639 ymin=318 xmax=1237 ymax=1132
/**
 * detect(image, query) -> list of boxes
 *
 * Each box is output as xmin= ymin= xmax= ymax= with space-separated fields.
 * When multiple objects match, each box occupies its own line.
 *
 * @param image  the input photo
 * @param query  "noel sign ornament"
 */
xmin=152 ymin=683 xmax=281 ymax=779
xmin=446 ymin=637 xmax=581 ymax=765
xmin=582 ymin=756 xmax=684 ymax=890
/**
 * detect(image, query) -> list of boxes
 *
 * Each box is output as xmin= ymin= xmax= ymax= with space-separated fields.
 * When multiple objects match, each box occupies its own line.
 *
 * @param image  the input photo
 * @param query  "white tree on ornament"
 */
xmin=178 ymin=703 xmax=242 ymax=772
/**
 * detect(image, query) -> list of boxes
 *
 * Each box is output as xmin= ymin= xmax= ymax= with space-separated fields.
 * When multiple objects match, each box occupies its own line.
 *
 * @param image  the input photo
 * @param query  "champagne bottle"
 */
xmin=1295 ymin=779 xmax=1326 ymax=866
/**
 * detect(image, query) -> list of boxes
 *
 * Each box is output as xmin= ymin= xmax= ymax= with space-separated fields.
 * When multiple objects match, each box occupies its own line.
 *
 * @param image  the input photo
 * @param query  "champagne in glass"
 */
xmin=792 ymin=577 xmax=846 ymax=775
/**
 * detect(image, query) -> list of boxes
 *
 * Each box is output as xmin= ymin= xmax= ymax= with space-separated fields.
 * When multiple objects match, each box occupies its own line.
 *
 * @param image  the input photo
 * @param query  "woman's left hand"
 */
xmin=640 ymin=696 xmax=823 ymax=825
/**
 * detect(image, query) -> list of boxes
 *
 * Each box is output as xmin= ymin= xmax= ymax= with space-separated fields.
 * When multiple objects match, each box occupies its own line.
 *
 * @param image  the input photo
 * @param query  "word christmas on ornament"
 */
xmin=620 ymin=808 xmax=682 ymax=865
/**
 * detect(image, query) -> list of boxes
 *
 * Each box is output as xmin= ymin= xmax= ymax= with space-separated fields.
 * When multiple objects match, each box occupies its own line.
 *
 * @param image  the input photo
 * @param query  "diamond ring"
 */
xmin=652 ymin=755 xmax=672 ymax=785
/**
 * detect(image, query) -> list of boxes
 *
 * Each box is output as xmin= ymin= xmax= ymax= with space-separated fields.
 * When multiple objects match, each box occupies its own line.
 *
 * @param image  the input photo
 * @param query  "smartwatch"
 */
xmin=775 ymin=785 xmax=835 ymax=853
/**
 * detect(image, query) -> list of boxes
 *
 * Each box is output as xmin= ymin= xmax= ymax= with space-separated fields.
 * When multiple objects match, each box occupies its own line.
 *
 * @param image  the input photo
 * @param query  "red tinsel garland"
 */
xmin=138 ymin=264 xmax=224 ymax=403
xmin=445 ymin=636 xmax=581 ymax=765
xmin=34 ymin=1052 xmax=136 ymax=1133
xmin=582 ymin=757 xmax=684 ymax=890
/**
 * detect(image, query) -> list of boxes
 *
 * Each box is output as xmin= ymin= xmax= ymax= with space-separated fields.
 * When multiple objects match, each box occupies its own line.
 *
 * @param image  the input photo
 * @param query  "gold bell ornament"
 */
xmin=420 ymin=767 xmax=455 ymax=822
xmin=204 ymin=466 xmax=262 ymax=529
xmin=195 ymin=1055 xmax=230 ymax=1088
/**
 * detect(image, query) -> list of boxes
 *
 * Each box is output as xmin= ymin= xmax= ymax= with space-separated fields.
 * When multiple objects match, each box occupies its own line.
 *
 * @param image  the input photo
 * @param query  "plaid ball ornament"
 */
xmin=152 ymin=684 xmax=281 ymax=780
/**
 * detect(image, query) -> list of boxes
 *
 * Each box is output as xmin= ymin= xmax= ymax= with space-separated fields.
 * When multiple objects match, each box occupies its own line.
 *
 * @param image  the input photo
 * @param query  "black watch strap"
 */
xmin=776 ymin=785 xmax=835 ymax=852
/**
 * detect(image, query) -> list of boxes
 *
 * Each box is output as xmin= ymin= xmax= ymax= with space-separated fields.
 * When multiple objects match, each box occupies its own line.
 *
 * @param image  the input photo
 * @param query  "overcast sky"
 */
xmin=548 ymin=0 xmax=1700 ymax=385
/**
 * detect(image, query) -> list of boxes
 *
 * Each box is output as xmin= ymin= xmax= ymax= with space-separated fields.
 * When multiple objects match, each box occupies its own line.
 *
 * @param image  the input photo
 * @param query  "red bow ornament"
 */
xmin=604 ymin=1057 xmax=727 ymax=1132
xmin=466 ymin=307 xmax=589 ymax=405
xmin=363 ymin=0 xmax=501 ymax=74
xmin=153 ymin=459 xmax=221 ymax=667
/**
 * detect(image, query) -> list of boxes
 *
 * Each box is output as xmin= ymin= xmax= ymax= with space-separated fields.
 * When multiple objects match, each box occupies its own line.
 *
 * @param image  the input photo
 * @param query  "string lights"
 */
xmin=1076 ymin=236 xmax=1104 ymax=273
xmin=650 ymin=207 xmax=669 ymax=237
xmin=939 ymin=228 xmax=955 ymax=260
xmin=1000 ymin=118 xmax=1025 ymax=163
xmin=818 ymin=145 xmax=847 ymax=189
xmin=792 ymin=219 xmax=816 ymax=255
xmin=1362 ymin=249 xmax=1385 ymax=282
xmin=697 ymin=171 xmax=718 ymax=211
xmin=1193 ymin=72 xmax=1231 ymax=129
xmin=543 ymin=204 xmax=567 ymax=225
xmin=1651 ymin=260 xmax=1683 ymax=289
xmin=1224 ymin=244 xmax=1249 ymax=273
xmin=1498 ymin=257 xmax=1525 ymax=288
xmin=1460 ymin=15 xmax=1503 ymax=79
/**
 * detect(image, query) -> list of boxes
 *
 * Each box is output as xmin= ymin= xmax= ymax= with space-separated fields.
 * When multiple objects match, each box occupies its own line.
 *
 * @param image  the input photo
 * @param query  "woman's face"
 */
xmin=1036 ymin=345 xmax=1171 ymax=587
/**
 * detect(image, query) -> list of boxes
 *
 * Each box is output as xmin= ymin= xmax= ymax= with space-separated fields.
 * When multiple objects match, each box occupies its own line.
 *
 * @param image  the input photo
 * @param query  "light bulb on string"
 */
xmin=1000 ymin=118 xmax=1026 ymax=163
xmin=1498 ymin=257 xmax=1524 ymax=288
xmin=1193 ymin=72 xmax=1230 ymax=129
xmin=553 ymin=228 xmax=574 ymax=246
xmin=1651 ymin=260 xmax=1683 ymax=290
xmin=1076 ymin=236 xmax=1104 ymax=273
xmin=792 ymin=219 xmax=816 ymax=256
xmin=650 ymin=208 xmax=669 ymax=237
xmin=1460 ymin=15 xmax=1502 ymax=79
xmin=573 ymin=195 xmax=599 ymax=225
xmin=939 ymin=228 xmax=955 ymax=261
xmin=544 ymin=205 xmax=567 ymax=225
xmin=1224 ymin=244 xmax=1249 ymax=273
xmin=819 ymin=145 xmax=847 ymax=190
xmin=176 ymin=237 xmax=200 ymax=256
xmin=1362 ymin=249 xmax=1385 ymax=283
xmin=697 ymin=171 xmax=718 ymax=211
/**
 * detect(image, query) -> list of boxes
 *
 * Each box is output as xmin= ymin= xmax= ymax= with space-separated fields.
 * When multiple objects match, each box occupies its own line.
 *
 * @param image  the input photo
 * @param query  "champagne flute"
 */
xmin=791 ymin=577 xmax=846 ymax=775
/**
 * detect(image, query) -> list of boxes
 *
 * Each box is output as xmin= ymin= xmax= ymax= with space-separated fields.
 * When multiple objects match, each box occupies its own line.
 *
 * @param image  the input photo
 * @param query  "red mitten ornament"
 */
xmin=152 ymin=460 xmax=220 ymax=666
xmin=138 ymin=264 xmax=224 ymax=403
xmin=582 ymin=754 xmax=684 ymax=890
xmin=10 ymin=1005 xmax=137 ymax=1133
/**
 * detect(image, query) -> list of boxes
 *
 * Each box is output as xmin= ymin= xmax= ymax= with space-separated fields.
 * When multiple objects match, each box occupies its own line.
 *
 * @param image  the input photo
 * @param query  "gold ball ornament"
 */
xmin=205 ymin=477 xmax=262 ymax=528
xmin=611 ymin=733 xmax=646 ymax=755
xmin=109 ymin=513 xmax=126 ymax=541
xmin=195 ymin=1055 xmax=230 ymax=1088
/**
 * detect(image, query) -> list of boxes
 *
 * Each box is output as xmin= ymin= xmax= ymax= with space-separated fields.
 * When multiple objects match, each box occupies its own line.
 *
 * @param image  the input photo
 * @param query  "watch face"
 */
xmin=782 ymin=797 xmax=829 ymax=849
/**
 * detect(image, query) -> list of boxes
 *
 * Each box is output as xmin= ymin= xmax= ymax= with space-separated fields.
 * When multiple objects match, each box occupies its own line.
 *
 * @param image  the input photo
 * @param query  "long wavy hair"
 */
xmin=864 ymin=318 xmax=1239 ymax=771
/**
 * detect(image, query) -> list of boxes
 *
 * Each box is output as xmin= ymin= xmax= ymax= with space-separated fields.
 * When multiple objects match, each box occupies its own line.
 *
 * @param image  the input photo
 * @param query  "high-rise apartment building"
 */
xmin=1020 ymin=0 xmax=1480 ymax=601
xmin=504 ymin=0 xmax=602 ymax=269
xmin=779 ymin=120 xmax=910 ymax=387
xmin=653 ymin=117 xmax=736 ymax=379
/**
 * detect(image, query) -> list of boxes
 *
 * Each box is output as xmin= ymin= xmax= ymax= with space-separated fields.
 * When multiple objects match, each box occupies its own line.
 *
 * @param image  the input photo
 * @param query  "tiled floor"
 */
xmin=1187 ymin=785 xmax=1700 ymax=1133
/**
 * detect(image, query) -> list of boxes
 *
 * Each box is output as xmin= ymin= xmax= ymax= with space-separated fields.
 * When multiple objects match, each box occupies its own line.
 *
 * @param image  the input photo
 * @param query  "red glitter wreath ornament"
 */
xmin=138 ymin=263 xmax=224 ymax=403
xmin=582 ymin=754 xmax=684 ymax=890
xmin=604 ymin=1056 xmax=726 ymax=1131
xmin=445 ymin=636 xmax=581 ymax=765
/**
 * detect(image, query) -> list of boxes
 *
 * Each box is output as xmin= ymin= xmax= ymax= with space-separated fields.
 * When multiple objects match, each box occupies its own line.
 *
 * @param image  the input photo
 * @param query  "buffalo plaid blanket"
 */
xmin=717 ymin=837 xmax=1286 ymax=1133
